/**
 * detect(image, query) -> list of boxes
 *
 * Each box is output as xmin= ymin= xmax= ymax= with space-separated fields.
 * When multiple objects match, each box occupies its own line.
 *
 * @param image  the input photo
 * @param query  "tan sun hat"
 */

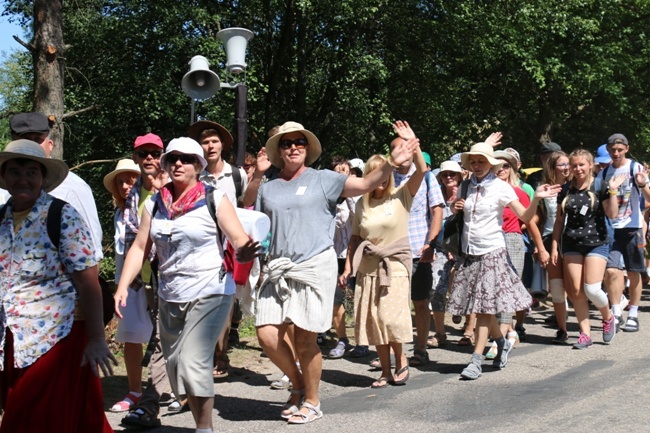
xmin=265 ymin=121 xmax=322 ymax=168
xmin=460 ymin=142 xmax=503 ymax=169
xmin=103 ymin=159 xmax=141 ymax=196
xmin=188 ymin=120 xmax=234 ymax=154
xmin=0 ymin=139 xmax=68 ymax=192
xmin=493 ymin=150 xmax=518 ymax=170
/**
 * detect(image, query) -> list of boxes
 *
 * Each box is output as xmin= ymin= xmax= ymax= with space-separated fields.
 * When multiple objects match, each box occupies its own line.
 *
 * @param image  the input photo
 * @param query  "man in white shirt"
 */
xmin=598 ymin=133 xmax=650 ymax=332
xmin=191 ymin=120 xmax=248 ymax=206
xmin=190 ymin=120 xmax=248 ymax=378
xmin=9 ymin=112 xmax=103 ymax=261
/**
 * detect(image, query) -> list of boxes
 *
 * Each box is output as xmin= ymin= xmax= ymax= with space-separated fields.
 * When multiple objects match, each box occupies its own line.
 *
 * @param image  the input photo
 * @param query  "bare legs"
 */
xmin=123 ymin=342 xmax=144 ymax=394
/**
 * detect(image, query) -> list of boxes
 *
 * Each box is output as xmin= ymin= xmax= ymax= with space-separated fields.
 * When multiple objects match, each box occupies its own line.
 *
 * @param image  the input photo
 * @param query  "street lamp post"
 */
xmin=181 ymin=27 xmax=254 ymax=166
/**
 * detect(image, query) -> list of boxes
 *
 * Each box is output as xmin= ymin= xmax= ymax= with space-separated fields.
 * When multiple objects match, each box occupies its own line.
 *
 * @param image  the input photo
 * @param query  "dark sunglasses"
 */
xmin=499 ymin=164 xmax=511 ymax=170
xmin=166 ymin=153 xmax=198 ymax=165
xmin=279 ymin=138 xmax=308 ymax=149
xmin=440 ymin=171 xmax=458 ymax=177
xmin=136 ymin=149 xmax=162 ymax=159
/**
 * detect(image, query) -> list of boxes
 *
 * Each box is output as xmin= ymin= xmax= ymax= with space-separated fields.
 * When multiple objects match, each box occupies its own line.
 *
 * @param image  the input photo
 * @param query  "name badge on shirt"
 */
xmin=579 ymin=205 xmax=589 ymax=216
xmin=296 ymin=186 xmax=307 ymax=196
xmin=160 ymin=220 xmax=173 ymax=241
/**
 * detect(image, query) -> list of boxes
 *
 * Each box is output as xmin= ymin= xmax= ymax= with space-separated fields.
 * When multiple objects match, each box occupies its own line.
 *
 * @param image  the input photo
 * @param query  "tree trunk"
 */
xmin=32 ymin=0 xmax=65 ymax=160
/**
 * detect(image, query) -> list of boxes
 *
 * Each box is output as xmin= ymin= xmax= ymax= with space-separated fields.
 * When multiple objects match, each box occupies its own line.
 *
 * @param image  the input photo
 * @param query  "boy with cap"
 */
xmin=525 ymin=141 xmax=562 ymax=189
xmin=9 ymin=112 xmax=103 ymax=261
xmin=598 ymin=133 xmax=650 ymax=332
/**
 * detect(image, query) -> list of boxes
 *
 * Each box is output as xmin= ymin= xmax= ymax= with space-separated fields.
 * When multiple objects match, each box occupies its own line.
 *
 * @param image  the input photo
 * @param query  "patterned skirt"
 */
xmin=447 ymin=247 xmax=532 ymax=316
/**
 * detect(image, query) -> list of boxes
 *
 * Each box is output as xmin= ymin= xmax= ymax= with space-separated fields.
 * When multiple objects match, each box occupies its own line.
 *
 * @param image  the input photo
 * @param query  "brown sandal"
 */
xmin=458 ymin=333 xmax=475 ymax=346
xmin=427 ymin=333 xmax=448 ymax=348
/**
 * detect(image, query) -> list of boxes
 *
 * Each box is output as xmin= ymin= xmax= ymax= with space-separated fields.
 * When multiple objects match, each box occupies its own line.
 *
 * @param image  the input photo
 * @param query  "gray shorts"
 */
xmin=159 ymin=293 xmax=234 ymax=398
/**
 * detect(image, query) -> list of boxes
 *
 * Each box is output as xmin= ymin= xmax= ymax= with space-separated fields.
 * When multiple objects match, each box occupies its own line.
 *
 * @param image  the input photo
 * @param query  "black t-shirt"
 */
xmin=558 ymin=183 xmax=609 ymax=247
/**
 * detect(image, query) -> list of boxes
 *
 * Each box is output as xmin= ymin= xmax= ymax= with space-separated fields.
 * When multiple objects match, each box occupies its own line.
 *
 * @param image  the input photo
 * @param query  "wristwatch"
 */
xmin=428 ymin=239 xmax=436 ymax=248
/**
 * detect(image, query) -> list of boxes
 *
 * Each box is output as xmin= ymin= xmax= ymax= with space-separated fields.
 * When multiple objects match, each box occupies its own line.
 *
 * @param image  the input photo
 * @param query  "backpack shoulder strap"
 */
xmin=460 ymin=179 xmax=470 ymax=199
xmin=231 ymin=166 xmax=242 ymax=199
xmin=46 ymin=198 xmax=67 ymax=249
xmin=630 ymin=160 xmax=638 ymax=190
xmin=206 ymin=188 xmax=224 ymax=241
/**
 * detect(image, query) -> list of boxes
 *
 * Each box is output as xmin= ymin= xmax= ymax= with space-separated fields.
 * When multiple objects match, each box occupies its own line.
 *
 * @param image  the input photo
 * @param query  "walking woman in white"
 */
xmin=103 ymin=159 xmax=152 ymax=413
xmin=532 ymin=151 xmax=571 ymax=343
xmin=447 ymin=142 xmax=560 ymax=380
xmin=115 ymin=138 xmax=259 ymax=433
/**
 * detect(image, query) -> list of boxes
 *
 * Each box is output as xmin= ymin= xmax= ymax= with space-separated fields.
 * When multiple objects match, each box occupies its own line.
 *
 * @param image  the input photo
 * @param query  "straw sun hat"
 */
xmin=103 ymin=159 xmax=141 ymax=196
xmin=265 ymin=121 xmax=322 ymax=168
xmin=460 ymin=142 xmax=504 ymax=170
xmin=0 ymin=139 xmax=68 ymax=192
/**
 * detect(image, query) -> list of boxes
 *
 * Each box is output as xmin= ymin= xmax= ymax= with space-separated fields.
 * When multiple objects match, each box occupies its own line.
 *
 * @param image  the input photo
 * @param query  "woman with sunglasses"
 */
xmin=484 ymin=150 xmax=544 ymax=358
xmin=532 ymin=151 xmax=571 ymax=343
xmin=115 ymin=138 xmax=259 ymax=433
xmin=428 ymin=161 xmax=466 ymax=348
xmin=252 ymin=121 xmax=417 ymax=424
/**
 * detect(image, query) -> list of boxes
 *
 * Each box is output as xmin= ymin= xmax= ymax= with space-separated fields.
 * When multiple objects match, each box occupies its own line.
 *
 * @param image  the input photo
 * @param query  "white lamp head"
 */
xmin=217 ymin=27 xmax=254 ymax=75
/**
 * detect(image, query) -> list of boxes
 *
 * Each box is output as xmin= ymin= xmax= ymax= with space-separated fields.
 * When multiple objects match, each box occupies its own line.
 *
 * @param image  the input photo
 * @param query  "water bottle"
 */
xmin=260 ymin=231 xmax=272 ymax=255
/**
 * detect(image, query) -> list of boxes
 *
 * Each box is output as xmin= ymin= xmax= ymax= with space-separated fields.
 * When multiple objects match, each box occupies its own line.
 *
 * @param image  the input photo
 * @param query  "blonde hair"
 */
xmin=112 ymin=172 xmax=139 ymax=210
xmin=363 ymin=154 xmax=395 ymax=206
xmin=496 ymin=157 xmax=519 ymax=187
xmin=562 ymin=149 xmax=597 ymax=212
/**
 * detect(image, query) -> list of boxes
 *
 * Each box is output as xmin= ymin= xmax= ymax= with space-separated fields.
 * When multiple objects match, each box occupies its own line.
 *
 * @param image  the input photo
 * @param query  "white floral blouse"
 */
xmin=0 ymin=191 xmax=97 ymax=368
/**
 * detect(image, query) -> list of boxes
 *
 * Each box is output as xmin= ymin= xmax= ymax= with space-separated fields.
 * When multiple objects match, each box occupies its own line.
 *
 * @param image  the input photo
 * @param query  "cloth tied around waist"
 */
xmin=259 ymin=252 xmax=326 ymax=301
xmin=351 ymin=236 xmax=412 ymax=287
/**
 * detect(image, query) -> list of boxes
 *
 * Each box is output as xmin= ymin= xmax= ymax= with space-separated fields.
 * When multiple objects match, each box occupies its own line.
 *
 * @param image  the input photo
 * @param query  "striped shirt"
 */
xmin=393 ymin=166 xmax=445 ymax=258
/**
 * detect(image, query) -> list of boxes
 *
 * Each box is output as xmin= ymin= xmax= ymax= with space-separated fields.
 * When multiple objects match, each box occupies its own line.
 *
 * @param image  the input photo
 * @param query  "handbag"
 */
xmin=441 ymin=180 xmax=469 ymax=256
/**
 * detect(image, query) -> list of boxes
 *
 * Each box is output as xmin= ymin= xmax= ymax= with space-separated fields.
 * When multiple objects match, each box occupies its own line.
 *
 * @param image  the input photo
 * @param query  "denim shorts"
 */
xmin=606 ymin=228 xmax=646 ymax=272
xmin=562 ymin=241 xmax=609 ymax=261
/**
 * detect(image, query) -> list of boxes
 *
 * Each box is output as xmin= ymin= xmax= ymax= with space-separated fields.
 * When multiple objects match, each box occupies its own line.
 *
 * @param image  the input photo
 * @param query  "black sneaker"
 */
xmin=228 ymin=328 xmax=240 ymax=345
xmin=552 ymin=329 xmax=568 ymax=344
xmin=515 ymin=325 xmax=527 ymax=341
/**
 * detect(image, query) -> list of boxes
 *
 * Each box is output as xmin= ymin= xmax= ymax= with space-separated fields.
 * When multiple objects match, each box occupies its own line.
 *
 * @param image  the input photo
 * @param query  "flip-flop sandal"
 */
xmin=370 ymin=376 xmax=390 ymax=388
xmin=427 ymin=333 xmax=447 ymax=348
xmin=212 ymin=366 xmax=229 ymax=379
xmin=391 ymin=366 xmax=409 ymax=386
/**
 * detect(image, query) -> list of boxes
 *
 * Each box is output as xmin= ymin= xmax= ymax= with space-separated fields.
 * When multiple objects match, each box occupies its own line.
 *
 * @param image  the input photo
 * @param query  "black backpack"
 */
xmin=0 ymin=198 xmax=114 ymax=326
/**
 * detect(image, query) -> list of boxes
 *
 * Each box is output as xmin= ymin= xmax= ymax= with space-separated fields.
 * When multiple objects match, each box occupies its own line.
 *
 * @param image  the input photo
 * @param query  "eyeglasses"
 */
xmin=555 ymin=163 xmax=570 ymax=168
xmin=279 ymin=138 xmax=308 ymax=149
xmin=136 ymin=149 xmax=162 ymax=159
xmin=166 ymin=154 xmax=198 ymax=165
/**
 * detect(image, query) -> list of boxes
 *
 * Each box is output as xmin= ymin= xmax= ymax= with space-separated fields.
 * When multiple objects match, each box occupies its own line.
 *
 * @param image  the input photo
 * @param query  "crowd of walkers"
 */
xmin=0 ymin=112 xmax=647 ymax=432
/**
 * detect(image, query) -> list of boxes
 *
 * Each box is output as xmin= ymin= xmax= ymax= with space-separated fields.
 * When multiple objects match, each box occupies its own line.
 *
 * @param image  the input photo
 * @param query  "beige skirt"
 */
xmin=354 ymin=272 xmax=412 ymax=346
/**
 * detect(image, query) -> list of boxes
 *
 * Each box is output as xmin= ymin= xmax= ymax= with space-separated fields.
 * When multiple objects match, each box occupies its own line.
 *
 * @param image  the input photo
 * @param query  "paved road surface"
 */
xmin=105 ymin=294 xmax=650 ymax=432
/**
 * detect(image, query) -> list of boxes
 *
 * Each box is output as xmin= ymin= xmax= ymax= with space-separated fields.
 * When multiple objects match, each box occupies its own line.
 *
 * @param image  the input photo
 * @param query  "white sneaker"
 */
xmin=620 ymin=294 xmax=629 ymax=311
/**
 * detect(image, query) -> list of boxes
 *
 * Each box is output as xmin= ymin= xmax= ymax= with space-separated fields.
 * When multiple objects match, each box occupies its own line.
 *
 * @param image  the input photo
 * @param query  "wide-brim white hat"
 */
xmin=161 ymin=137 xmax=208 ymax=171
xmin=0 ymin=139 xmax=68 ymax=192
xmin=461 ymin=142 xmax=503 ymax=169
xmin=265 ymin=121 xmax=322 ymax=168
xmin=103 ymin=159 xmax=141 ymax=196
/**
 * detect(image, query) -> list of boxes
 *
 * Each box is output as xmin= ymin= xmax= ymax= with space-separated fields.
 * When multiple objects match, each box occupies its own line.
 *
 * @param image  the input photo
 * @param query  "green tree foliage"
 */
xmin=2 ymin=0 xmax=650 ymax=256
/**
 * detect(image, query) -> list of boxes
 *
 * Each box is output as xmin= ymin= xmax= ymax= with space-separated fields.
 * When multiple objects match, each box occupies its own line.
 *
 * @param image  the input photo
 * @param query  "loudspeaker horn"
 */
xmin=181 ymin=55 xmax=220 ymax=100
xmin=217 ymin=28 xmax=254 ymax=74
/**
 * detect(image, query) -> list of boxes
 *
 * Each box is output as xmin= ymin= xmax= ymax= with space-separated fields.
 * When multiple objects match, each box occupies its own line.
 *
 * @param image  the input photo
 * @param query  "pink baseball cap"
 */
xmin=134 ymin=133 xmax=163 ymax=149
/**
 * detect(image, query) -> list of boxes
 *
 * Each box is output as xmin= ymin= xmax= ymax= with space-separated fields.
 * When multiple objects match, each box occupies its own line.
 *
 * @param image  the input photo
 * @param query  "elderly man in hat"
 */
xmin=597 ymin=133 xmax=650 ymax=333
xmin=9 ymin=112 xmax=103 ymax=261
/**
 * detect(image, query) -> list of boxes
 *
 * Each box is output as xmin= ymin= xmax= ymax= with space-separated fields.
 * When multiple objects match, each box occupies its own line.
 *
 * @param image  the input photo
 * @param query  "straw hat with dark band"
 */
xmin=0 ymin=139 xmax=68 ymax=192
xmin=265 ymin=121 xmax=322 ymax=168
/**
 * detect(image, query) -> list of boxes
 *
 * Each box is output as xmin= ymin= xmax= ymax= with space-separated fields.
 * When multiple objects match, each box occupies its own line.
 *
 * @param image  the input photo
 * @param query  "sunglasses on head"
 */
xmin=136 ymin=149 xmax=162 ymax=159
xmin=279 ymin=138 xmax=308 ymax=149
xmin=166 ymin=154 xmax=197 ymax=165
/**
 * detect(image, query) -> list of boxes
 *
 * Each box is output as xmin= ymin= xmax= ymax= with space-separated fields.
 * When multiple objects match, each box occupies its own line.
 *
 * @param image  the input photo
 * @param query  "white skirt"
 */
xmin=116 ymin=286 xmax=154 ymax=344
